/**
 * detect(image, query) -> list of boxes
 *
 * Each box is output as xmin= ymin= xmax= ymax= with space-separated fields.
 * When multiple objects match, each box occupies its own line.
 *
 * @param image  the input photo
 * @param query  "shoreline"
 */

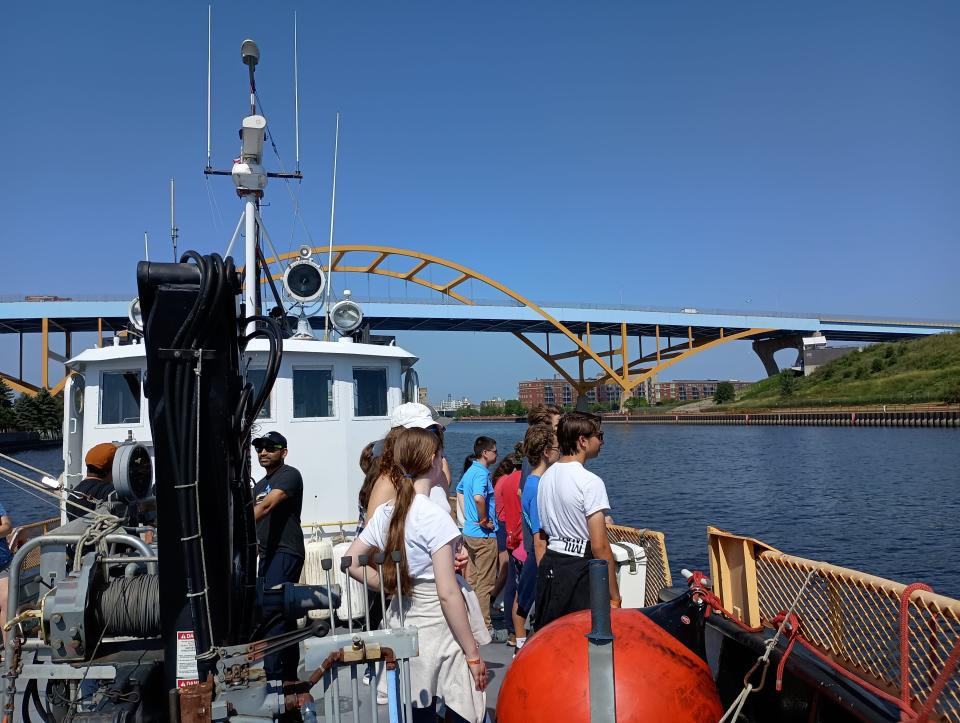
xmin=449 ymin=408 xmax=959 ymax=427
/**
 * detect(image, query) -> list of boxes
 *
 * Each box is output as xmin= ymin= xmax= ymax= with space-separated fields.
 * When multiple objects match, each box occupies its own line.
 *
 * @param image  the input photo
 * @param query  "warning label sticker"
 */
xmin=176 ymin=630 xmax=199 ymax=688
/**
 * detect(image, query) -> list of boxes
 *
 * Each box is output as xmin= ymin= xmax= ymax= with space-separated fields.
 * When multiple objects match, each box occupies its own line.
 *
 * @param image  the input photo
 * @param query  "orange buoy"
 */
xmin=497 ymin=608 xmax=723 ymax=723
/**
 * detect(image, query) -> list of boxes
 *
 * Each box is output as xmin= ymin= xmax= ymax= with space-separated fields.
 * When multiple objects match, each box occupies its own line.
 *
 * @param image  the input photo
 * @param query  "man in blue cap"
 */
xmin=252 ymin=431 xmax=305 ymax=683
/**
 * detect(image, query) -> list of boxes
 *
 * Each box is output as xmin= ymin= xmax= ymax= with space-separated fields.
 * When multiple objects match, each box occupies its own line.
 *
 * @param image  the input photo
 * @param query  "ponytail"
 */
xmin=381 ymin=427 xmax=439 ymax=596
xmin=382 ymin=479 xmax=416 ymax=596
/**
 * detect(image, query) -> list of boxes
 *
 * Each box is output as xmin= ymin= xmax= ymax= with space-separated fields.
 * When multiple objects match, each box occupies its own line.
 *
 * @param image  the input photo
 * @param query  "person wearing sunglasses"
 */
xmin=533 ymin=412 xmax=621 ymax=631
xmin=251 ymin=431 xmax=305 ymax=684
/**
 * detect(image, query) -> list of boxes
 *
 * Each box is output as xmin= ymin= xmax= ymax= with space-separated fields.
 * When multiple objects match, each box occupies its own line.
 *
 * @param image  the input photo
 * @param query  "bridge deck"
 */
xmin=1 ymin=299 xmax=957 ymax=343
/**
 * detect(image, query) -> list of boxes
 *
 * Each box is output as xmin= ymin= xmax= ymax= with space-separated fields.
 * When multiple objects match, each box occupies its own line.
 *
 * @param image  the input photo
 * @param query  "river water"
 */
xmin=3 ymin=424 xmax=959 ymax=598
xmin=443 ymin=422 xmax=960 ymax=599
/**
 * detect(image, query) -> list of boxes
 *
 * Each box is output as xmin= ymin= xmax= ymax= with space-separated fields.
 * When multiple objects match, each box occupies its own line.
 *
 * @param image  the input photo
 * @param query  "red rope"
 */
xmin=899 ymin=583 xmax=934 ymax=710
xmin=769 ymin=611 xmax=801 ymax=692
xmin=792 ymin=636 xmax=914 ymax=716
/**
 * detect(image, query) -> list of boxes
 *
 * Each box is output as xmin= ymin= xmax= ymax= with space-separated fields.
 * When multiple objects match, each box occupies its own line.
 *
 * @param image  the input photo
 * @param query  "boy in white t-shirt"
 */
xmin=534 ymin=412 xmax=621 ymax=630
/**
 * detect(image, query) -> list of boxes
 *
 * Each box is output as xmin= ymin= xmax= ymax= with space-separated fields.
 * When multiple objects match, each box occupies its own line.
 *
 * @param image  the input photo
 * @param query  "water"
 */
xmin=443 ymin=422 xmax=960 ymax=599
xmin=3 ymin=425 xmax=959 ymax=598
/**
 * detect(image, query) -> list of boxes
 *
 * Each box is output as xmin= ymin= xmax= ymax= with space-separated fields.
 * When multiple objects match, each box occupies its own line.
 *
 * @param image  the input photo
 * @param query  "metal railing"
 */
xmin=709 ymin=527 xmax=960 ymax=721
xmin=756 ymin=553 xmax=960 ymax=721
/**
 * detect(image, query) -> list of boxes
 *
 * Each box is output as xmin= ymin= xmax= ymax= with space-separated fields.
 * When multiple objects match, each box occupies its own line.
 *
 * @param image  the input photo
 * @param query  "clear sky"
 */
xmin=7 ymin=2 xmax=959 ymax=402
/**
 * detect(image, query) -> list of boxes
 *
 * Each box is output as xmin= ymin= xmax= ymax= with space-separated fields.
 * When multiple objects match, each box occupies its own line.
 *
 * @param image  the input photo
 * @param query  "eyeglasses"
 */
xmin=254 ymin=444 xmax=284 ymax=453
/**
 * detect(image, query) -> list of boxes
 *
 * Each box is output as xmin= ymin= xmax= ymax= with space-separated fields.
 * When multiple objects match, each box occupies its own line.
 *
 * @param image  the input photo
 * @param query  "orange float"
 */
xmin=497 ymin=608 xmax=723 ymax=722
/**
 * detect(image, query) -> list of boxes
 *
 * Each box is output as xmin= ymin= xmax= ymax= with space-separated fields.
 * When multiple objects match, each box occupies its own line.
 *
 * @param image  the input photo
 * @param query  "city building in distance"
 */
xmin=436 ymin=394 xmax=474 ymax=414
xmin=518 ymin=376 xmax=753 ymax=407
xmin=655 ymin=379 xmax=751 ymax=403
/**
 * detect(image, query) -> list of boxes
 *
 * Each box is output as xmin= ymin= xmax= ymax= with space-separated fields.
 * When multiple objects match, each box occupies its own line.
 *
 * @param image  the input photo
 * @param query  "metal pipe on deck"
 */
xmin=586 ymin=559 xmax=616 ymax=723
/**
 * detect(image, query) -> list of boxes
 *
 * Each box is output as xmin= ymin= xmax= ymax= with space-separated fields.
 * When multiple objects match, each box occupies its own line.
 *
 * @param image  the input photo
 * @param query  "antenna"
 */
xmin=323 ymin=112 xmax=340 ymax=341
xmin=294 ymin=12 xmax=301 ymax=173
xmin=206 ymin=5 xmax=212 ymax=170
xmin=170 ymin=178 xmax=179 ymax=261
xmin=144 ymin=231 xmax=150 ymax=262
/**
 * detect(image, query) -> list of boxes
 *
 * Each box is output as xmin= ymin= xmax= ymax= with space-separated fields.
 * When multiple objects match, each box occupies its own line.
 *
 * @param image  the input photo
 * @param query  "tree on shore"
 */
xmin=0 ymin=380 xmax=16 ymax=431
xmin=502 ymin=399 xmax=526 ymax=416
xmin=13 ymin=389 xmax=63 ymax=437
xmin=778 ymin=370 xmax=797 ymax=399
xmin=714 ymin=381 xmax=735 ymax=405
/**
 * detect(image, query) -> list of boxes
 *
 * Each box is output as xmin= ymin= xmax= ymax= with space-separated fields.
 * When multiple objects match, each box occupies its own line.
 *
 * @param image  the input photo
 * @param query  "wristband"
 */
xmin=466 ymin=657 xmax=483 ymax=665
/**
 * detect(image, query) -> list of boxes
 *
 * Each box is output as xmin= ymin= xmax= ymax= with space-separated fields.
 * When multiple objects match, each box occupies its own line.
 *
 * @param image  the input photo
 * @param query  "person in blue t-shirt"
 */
xmin=456 ymin=436 xmax=499 ymax=629
xmin=516 ymin=425 xmax=560 ymax=629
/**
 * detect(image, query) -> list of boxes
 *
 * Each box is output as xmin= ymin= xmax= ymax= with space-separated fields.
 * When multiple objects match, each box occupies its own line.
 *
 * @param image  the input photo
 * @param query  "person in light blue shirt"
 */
xmin=516 ymin=425 xmax=560 ymax=627
xmin=457 ymin=436 xmax=499 ymax=629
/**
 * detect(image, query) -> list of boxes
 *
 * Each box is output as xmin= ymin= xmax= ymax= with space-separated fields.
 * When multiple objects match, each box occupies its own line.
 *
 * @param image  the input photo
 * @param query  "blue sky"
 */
xmin=7 ymin=2 xmax=959 ymax=402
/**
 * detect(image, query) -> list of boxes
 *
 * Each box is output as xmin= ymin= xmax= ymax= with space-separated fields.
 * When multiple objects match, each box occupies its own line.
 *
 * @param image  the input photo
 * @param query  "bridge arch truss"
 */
xmin=263 ymin=245 xmax=772 ymax=404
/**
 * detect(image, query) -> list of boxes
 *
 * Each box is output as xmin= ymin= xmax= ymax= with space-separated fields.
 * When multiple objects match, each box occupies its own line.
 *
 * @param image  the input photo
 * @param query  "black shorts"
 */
xmin=532 ymin=543 xmax=594 ymax=631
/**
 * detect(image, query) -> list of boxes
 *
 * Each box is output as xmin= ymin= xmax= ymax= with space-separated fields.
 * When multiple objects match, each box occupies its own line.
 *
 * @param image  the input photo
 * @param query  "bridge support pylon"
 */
xmin=752 ymin=335 xmax=803 ymax=377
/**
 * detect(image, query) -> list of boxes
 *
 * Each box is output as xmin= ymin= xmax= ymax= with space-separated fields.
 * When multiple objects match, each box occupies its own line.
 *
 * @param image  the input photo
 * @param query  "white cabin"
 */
xmin=63 ymin=336 xmax=418 ymax=523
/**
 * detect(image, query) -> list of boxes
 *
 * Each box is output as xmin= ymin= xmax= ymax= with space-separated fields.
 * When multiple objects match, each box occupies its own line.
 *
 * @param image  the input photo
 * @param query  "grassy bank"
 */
xmin=726 ymin=332 xmax=960 ymax=409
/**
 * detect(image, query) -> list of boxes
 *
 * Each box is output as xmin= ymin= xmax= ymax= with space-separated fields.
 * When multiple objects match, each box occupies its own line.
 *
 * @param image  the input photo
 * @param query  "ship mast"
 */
xmin=203 ymin=37 xmax=302 ymax=334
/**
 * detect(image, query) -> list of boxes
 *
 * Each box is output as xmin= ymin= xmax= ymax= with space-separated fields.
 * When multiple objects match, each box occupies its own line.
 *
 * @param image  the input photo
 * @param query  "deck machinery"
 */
xmin=2 ymin=255 xmax=342 ymax=721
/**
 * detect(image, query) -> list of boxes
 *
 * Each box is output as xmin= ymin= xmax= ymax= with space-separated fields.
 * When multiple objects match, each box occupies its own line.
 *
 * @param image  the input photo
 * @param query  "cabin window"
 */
xmin=353 ymin=368 xmax=387 ymax=417
xmin=293 ymin=368 xmax=334 ymax=418
xmin=246 ymin=369 xmax=271 ymax=419
xmin=100 ymin=371 xmax=141 ymax=425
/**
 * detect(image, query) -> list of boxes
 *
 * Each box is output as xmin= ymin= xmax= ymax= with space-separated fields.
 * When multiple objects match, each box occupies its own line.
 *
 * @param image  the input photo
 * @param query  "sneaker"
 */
xmin=505 ymin=633 xmax=516 ymax=647
xmin=490 ymin=628 xmax=509 ymax=643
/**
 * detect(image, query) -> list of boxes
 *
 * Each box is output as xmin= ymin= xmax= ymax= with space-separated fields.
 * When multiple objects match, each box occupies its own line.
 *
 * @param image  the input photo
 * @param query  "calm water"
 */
xmin=4 ymin=425 xmax=959 ymax=597
xmin=443 ymin=422 xmax=960 ymax=599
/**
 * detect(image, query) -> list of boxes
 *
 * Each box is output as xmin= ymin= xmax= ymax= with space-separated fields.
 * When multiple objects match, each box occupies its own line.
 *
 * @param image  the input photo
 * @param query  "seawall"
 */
xmin=601 ymin=410 xmax=959 ymax=427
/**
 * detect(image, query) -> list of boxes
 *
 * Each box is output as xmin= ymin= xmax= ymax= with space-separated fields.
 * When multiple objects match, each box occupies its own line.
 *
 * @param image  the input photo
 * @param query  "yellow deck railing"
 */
xmin=709 ymin=526 xmax=960 ymax=722
xmin=10 ymin=516 xmax=61 ymax=571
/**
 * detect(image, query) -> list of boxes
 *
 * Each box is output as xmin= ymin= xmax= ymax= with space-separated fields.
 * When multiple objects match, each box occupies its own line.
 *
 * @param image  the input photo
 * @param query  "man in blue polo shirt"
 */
xmin=457 ymin=436 xmax=499 ymax=629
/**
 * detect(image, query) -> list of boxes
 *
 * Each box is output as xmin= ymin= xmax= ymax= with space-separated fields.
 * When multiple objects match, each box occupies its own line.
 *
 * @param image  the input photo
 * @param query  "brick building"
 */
xmin=653 ymin=379 xmax=751 ymax=403
xmin=519 ymin=376 xmax=751 ymax=407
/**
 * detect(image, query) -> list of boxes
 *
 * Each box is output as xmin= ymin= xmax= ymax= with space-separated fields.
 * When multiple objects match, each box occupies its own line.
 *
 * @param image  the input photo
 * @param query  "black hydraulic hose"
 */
xmin=238 ymin=315 xmax=283 ymax=440
xmin=160 ymin=252 xmax=237 ymax=670
xmin=249 ymin=611 xmax=285 ymax=642
xmin=23 ymin=678 xmax=54 ymax=723
xmin=233 ymin=313 xmax=283 ymax=641
xmin=153 ymin=251 xmax=282 ymax=648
